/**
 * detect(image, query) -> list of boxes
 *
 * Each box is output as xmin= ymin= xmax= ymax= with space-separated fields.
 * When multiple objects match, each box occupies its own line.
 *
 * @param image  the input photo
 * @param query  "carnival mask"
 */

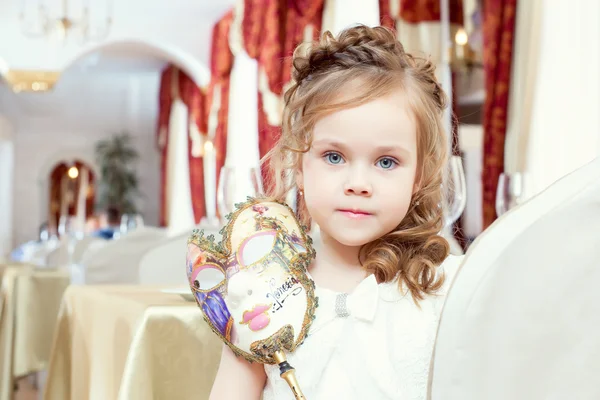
xmin=187 ymin=198 xmax=317 ymax=399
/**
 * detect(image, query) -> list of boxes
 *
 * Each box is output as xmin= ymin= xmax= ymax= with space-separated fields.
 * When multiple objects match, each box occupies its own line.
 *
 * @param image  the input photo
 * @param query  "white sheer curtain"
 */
xmin=222 ymin=1 xmax=262 ymax=206
xmin=225 ymin=51 xmax=260 ymax=170
xmin=505 ymin=0 xmax=600 ymax=198
xmin=503 ymin=0 xmax=542 ymax=177
xmin=322 ymin=0 xmax=380 ymax=34
xmin=459 ymin=124 xmax=483 ymax=238
xmin=166 ymin=98 xmax=195 ymax=235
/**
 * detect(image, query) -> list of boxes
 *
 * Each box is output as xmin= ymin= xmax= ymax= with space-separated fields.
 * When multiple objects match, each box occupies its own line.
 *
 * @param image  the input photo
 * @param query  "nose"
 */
xmin=343 ymin=168 xmax=372 ymax=197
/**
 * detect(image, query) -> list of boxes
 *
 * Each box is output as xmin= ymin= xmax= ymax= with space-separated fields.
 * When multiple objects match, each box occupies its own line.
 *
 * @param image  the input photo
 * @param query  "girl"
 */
xmin=209 ymin=25 xmax=462 ymax=400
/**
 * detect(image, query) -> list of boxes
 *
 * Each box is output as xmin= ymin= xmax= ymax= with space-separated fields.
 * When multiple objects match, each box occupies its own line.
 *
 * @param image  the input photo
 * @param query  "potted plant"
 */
xmin=95 ymin=133 xmax=141 ymax=220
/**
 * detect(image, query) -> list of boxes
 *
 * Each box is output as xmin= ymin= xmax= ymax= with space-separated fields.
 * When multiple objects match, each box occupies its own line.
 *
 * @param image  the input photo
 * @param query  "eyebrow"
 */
xmin=312 ymin=139 xmax=411 ymax=158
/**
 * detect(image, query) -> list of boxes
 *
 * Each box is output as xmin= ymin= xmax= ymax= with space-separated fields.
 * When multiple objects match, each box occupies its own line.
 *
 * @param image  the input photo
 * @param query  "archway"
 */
xmin=61 ymin=38 xmax=210 ymax=87
xmin=0 ymin=38 xmax=210 ymax=90
xmin=48 ymin=160 xmax=96 ymax=236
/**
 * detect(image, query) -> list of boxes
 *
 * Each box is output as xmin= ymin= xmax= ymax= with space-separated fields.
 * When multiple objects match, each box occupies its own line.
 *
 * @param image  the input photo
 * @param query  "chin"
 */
xmin=329 ymin=232 xmax=378 ymax=248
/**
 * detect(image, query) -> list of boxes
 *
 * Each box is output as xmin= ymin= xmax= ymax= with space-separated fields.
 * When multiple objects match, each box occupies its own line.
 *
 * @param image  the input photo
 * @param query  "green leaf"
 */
xmin=94 ymin=132 xmax=141 ymax=216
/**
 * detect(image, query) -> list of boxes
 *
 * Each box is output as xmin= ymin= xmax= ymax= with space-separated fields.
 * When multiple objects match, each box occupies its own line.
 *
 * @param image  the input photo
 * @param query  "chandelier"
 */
xmin=19 ymin=0 xmax=113 ymax=43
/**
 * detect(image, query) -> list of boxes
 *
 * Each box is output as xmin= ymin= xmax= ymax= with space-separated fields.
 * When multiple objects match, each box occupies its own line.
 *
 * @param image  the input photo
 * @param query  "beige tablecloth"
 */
xmin=0 ymin=264 xmax=70 ymax=400
xmin=44 ymin=285 xmax=221 ymax=400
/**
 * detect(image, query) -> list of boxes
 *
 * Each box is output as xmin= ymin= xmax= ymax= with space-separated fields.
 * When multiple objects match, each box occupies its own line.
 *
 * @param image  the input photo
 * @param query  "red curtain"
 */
xmin=257 ymin=94 xmax=282 ymax=193
xmin=240 ymin=0 xmax=324 ymax=189
xmin=399 ymin=0 xmax=464 ymax=24
xmin=481 ymin=0 xmax=517 ymax=228
xmin=281 ymin=1 xmax=324 ymax=93
xmin=255 ymin=0 xmax=286 ymax=190
xmin=379 ymin=0 xmax=396 ymax=29
xmin=240 ymin=0 xmax=280 ymax=190
xmin=179 ymin=72 xmax=208 ymax=224
xmin=157 ymin=65 xmax=174 ymax=227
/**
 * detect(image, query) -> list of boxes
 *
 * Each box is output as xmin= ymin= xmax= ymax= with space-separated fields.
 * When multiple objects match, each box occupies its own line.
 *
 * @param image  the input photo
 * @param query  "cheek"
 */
xmin=378 ymin=176 xmax=414 ymax=218
xmin=302 ymin=158 xmax=336 ymax=196
xmin=389 ymin=197 xmax=411 ymax=218
xmin=301 ymin=155 xmax=318 ymax=180
xmin=379 ymin=196 xmax=412 ymax=230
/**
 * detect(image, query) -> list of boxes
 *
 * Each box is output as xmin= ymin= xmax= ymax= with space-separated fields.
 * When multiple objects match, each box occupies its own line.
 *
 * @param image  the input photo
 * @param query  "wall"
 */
xmin=0 ymin=68 xmax=162 ymax=247
xmin=522 ymin=0 xmax=600 ymax=196
xmin=0 ymin=116 xmax=14 ymax=258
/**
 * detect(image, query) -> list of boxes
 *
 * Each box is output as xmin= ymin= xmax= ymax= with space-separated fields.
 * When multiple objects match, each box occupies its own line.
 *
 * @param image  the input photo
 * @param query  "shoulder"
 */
xmin=376 ymin=255 xmax=464 ymax=323
xmin=378 ymin=254 xmax=464 ymax=302
xmin=431 ymin=254 xmax=464 ymax=314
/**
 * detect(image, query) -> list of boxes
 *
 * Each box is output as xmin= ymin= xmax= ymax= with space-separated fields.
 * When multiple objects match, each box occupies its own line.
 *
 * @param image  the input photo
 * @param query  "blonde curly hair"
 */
xmin=265 ymin=25 xmax=450 ymax=301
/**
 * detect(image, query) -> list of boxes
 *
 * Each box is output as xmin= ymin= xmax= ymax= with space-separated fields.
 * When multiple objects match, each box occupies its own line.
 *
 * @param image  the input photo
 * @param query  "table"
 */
xmin=44 ymin=285 xmax=222 ymax=400
xmin=0 ymin=264 xmax=70 ymax=400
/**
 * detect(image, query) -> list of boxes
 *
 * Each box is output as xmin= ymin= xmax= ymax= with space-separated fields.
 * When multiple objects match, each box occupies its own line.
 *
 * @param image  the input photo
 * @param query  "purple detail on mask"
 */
xmin=195 ymin=289 xmax=233 ymax=340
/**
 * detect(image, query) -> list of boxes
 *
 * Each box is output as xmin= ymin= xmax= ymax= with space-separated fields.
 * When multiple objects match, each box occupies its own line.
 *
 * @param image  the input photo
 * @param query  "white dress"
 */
xmin=262 ymin=255 xmax=462 ymax=400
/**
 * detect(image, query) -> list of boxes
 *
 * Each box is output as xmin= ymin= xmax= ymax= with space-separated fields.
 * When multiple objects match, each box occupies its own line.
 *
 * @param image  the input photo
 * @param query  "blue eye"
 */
xmin=324 ymin=152 xmax=344 ymax=165
xmin=376 ymin=157 xmax=397 ymax=170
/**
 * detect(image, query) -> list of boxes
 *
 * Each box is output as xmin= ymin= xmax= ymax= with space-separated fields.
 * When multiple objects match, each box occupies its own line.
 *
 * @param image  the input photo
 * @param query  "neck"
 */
xmin=309 ymin=228 xmax=368 ymax=292
xmin=319 ymin=230 xmax=362 ymax=269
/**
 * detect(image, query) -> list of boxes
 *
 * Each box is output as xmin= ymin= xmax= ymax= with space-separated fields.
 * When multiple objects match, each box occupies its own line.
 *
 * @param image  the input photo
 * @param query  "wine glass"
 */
xmin=217 ymin=166 xmax=263 ymax=220
xmin=495 ymin=172 xmax=524 ymax=217
xmin=119 ymin=214 xmax=130 ymax=234
xmin=120 ymin=213 xmax=143 ymax=233
xmin=442 ymin=155 xmax=467 ymax=227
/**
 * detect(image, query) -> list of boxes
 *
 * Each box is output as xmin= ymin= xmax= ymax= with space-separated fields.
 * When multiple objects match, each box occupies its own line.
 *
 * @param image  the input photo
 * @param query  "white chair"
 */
xmin=45 ymin=236 xmax=72 ymax=267
xmin=69 ymin=237 xmax=109 ymax=284
xmin=77 ymin=227 xmax=166 ymax=284
xmin=28 ymin=238 xmax=59 ymax=266
xmin=71 ymin=235 xmax=105 ymax=265
xmin=430 ymin=157 xmax=600 ymax=399
xmin=138 ymin=225 xmax=220 ymax=286
xmin=10 ymin=240 xmax=47 ymax=265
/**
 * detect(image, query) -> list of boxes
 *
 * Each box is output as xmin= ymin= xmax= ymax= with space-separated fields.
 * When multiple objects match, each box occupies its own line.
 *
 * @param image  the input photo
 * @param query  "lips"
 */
xmin=241 ymin=304 xmax=272 ymax=331
xmin=337 ymin=209 xmax=373 ymax=219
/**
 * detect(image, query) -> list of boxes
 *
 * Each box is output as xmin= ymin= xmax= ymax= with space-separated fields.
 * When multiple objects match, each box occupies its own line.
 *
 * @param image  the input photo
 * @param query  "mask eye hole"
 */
xmin=191 ymin=263 xmax=225 ymax=291
xmin=237 ymin=230 xmax=277 ymax=268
